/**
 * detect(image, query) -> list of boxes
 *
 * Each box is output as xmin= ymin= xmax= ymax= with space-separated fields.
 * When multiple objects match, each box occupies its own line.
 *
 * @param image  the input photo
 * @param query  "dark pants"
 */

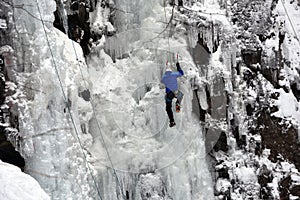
xmin=165 ymin=91 xmax=183 ymax=123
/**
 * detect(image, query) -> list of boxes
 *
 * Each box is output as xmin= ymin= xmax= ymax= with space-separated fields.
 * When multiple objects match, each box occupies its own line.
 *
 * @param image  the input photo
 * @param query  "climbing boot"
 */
xmin=176 ymin=103 xmax=181 ymax=113
xmin=169 ymin=121 xmax=176 ymax=127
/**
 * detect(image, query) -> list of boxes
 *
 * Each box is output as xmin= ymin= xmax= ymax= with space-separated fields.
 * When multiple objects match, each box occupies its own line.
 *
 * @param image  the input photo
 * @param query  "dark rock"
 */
xmin=178 ymin=0 xmax=183 ymax=7
xmin=241 ymin=48 xmax=262 ymax=66
xmin=258 ymin=110 xmax=300 ymax=170
xmin=79 ymin=89 xmax=91 ymax=101
xmin=214 ymin=132 xmax=228 ymax=152
xmin=192 ymin=89 xmax=206 ymax=122
xmin=53 ymin=10 xmax=66 ymax=33
xmin=269 ymin=106 xmax=279 ymax=113
xmin=53 ymin=0 xmax=93 ymax=55
xmin=70 ymin=0 xmax=79 ymax=10
xmin=217 ymin=165 xmax=230 ymax=179
xmin=0 ymin=134 xmax=25 ymax=170
xmin=279 ymin=32 xmax=285 ymax=46
xmin=205 ymin=85 xmax=212 ymax=115
xmin=255 ymin=141 xmax=261 ymax=155
xmin=291 ymin=82 xmax=300 ymax=101
xmin=258 ymin=164 xmax=273 ymax=199
xmin=290 ymin=185 xmax=300 ymax=197
xmin=0 ymin=1 xmax=24 ymax=170
xmin=246 ymin=104 xmax=254 ymax=116
xmin=205 ymin=128 xmax=222 ymax=153
xmin=260 ymin=67 xmax=280 ymax=88
xmin=198 ymin=37 xmax=210 ymax=54
xmin=279 ymin=175 xmax=291 ymax=199
xmin=243 ymin=68 xmax=256 ymax=87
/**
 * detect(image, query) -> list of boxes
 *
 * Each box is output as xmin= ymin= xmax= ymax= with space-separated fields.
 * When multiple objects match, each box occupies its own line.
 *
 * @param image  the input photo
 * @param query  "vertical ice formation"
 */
xmin=86 ymin=0 xmax=215 ymax=199
xmin=7 ymin=0 xmax=224 ymax=199
xmin=11 ymin=0 xmax=96 ymax=199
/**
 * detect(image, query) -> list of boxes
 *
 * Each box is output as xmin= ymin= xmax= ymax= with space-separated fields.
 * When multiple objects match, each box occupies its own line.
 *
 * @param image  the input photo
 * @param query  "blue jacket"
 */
xmin=161 ymin=68 xmax=184 ymax=93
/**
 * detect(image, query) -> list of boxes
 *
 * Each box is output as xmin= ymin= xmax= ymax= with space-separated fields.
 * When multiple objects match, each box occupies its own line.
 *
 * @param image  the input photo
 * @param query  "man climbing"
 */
xmin=161 ymin=62 xmax=184 ymax=127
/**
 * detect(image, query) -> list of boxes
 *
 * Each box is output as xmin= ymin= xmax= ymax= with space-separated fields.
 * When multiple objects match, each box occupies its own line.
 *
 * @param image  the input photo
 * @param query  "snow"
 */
xmin=264 ymin=33 xmax=279 ymax=55
xmin=272 ymin=88 xmax=300 ymax=125
xmin=270 ymin=177 xmax=280 ymax=199
xmin=291 ymin=174 xmax=300 ymax=184
xmin=290 ymin=195 xmax=300 ymax=200
xmin=90 ymin=2 xmax=107 ymax=35
xmin=276 ymin=0 xmax=300 ymax=42
xmin=0 ymin=18 xmax=7 ymax=29
xmin=268 ymin=1 xmax=300 ymax=145
xmin=0 ymin=160 xmax=49 ymax=200
xmin=281 ymin=161 xmax=294 ymax=172
xmin=215 ymin=178 xmax=231 ymax=193
xmin=235 ymin=166 xmax=257 ymax=184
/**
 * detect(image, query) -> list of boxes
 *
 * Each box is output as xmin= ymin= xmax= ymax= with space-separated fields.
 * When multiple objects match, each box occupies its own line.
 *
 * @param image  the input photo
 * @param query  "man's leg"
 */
xmin=176 ymin=90 xmax=184 ymax=105
xmin=166 ymin=101 xmax=174 ymax=123
xmin=175 ymin=90 xmax=184 ymax=112
xmin=165 ymin=92 xmax=175 ymax=125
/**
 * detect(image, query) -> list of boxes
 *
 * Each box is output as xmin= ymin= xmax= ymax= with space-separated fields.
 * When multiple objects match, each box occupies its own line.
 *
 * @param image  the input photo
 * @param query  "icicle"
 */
xmin=188 ymin=26 xmax=198 ymax=48
xmin=61 ymin=0 xmax=69 ymax=34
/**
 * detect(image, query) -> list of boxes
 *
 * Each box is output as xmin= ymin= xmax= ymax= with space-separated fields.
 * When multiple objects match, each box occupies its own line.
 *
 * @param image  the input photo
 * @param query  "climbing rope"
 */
xmin=163 ymin=0 xmax=173 ymax=68
xmin=59 ymin=0 xmax=126 ymax=199
xmin=34 ymin=1 xmax=103 ymax=199
xmin=3 ymin=0 xmax=51 ymax=23
xmin=141 ymin=2 xmax=175 ymax=49
xmin=68 ymin=26 xmax=127 ymax=200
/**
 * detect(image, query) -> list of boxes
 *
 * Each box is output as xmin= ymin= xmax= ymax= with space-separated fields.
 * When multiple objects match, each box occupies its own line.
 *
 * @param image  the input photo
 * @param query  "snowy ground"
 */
xmin=0 ymin=160 xmax=49 ymax=200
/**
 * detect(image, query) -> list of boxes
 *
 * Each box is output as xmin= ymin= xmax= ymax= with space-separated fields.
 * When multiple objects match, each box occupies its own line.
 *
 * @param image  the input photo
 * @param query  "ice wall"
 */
xmin=5 ymin=0 xmax=227 ymax=199
xmin=87 ymin=0 xmax=215 ymax=199
xmin=10 ymin=0 xmax=97 ymax=199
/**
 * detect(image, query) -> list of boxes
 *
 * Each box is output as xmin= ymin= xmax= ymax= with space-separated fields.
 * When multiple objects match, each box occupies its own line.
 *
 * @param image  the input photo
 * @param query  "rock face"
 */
xmin=178 ymin=0 xmax=300 ymax=199
xmin=0 ymin=0 xmax=25 ymax=170
xmin=206 ymin=0 xmax=300 ymax=199
xmin=53 ymin=0 xmax=115 ymax=55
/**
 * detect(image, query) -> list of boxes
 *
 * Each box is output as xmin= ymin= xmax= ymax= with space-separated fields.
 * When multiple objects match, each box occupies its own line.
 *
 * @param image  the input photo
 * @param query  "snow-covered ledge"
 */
xmin=0 ymin=160 xmax=49 ymax=200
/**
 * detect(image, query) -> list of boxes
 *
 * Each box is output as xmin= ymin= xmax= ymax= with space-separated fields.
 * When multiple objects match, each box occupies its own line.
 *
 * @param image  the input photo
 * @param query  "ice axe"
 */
xmin=176 ymin=53 xmax=182 ymax=64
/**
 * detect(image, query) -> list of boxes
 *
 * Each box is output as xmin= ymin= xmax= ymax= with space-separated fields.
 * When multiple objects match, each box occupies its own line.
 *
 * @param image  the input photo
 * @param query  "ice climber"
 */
xmin=161 ymin=62 xmax=184 ymax=127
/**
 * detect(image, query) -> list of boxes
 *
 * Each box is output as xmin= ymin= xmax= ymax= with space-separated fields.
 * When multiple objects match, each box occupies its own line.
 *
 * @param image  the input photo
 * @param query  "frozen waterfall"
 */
xmin=7 ymin=0 xmax=222 ymax=199
xmin=87 ymin=0 xmax=215 ymax=199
